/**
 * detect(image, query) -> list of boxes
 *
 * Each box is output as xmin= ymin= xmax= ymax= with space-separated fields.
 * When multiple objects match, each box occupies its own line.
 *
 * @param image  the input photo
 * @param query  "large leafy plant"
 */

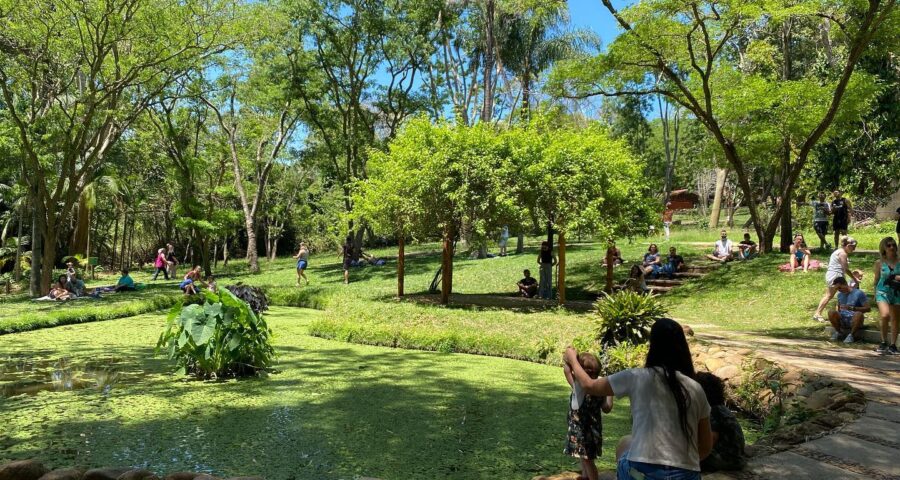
xmin=595 ymin=290 xmax=668 ymax=347
xmin=157 ymin=286 xmax=275 ymax=379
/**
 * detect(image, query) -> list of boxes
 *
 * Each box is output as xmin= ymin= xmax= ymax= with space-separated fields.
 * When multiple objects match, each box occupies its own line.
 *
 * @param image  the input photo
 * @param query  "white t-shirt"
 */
xmin=608 ymin=367 xmax=711 ymax=471
xmin=826 ymin=248 xmax=845 ymax=284
xmin=714 ymin=239 xmax=733 ymax=257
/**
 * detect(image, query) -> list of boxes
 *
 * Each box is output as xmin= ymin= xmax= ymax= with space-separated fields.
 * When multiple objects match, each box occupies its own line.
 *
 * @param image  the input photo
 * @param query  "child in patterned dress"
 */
xmin=563 ymin=351 xmax=613 ymax=480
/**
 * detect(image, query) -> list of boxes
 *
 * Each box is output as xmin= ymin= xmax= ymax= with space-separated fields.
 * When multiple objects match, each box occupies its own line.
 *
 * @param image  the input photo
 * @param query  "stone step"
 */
xmin=824 ymin=326 xmax=883 ymax=344
xmin=646 ymin=278 xmax=685 ymax=287
xmin=686 ymin=265 xmax=719 ymax=273
xmin=649 ymin=285 xmax=674 ymax=294
xmin=674 ymin=272 xmax=707 ymax=279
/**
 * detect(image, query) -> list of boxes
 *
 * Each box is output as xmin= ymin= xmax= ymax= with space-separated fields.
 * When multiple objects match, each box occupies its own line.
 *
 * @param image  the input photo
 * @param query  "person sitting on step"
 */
xmin=662 ymin=246 xmax=686 ymax=279
xmin=828 ymin=276 xmax=870 ymax=344
xmin=706 ymin=230 xmax=734 ymax=263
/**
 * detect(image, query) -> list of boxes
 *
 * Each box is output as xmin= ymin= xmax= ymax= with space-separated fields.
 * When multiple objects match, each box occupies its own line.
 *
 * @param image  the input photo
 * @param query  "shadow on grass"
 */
xmin=0 ymin=344 xmax=631 ymax=479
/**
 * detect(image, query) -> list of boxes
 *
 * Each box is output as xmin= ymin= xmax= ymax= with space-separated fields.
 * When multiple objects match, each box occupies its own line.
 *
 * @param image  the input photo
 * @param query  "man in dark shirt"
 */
xmin=831 ymin=190 xmax=852 ymax=248
xmin=517 ymin=269 xmax=538 ymax=298
xmin=738 ymin=233 xmax=757 ymax=260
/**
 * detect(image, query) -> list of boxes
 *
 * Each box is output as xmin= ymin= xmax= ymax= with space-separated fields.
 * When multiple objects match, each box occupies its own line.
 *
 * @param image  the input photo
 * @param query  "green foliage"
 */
xmin=601 ymin=341 xmax=649 ymax=375
xmin=157 ymin=288 xmax=275 ymax=379
xmin=594 ymin=290 xmax=668 ymax=347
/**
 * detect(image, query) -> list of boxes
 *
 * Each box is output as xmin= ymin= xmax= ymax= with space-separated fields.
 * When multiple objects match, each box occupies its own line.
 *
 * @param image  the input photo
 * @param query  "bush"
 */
xmin=594 ymin=290 xmax=668 ymax=347
xmin=601 ymin=342 xmax=649 ymax=375
xmin=157 ymin=287 xmax=276 ymax=379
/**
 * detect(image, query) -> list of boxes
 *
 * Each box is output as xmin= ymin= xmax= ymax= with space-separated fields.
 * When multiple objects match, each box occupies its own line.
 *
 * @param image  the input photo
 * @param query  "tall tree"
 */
xmin=552 ymin=0 xmax=894 ymax=251
xmin=0 ymin=0 xmax=227 ymax=294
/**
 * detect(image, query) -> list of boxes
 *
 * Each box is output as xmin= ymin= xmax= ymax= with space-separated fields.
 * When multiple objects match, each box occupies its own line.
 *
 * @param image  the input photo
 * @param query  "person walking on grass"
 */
xmin=537 ymin=241 xmax=557 ymax=299
xmin=813 ymin=236 xmax=857 ymax=322
xmin=563 ymin=351 xmax=613 ymax=480
xmin=811 ymin=193 xmax=832 ymax=250
xmin=831 ymin=190 xmax=852 ymax=250
xmin=874 ymin=237 xmax=900 ymax=355
xmin=827 ymin=276 xmax=870 ymax=344
xmin=152 ymin=248 xmax=169 ymax=280
xmin=166 ymin=243 xmax=179 ymax=279
xmin=293 ymin=242 xmax=310 ymax=286
xmin=565 ymin=318 xmax=713 ymax=480
xmin=662 ymin=202 xmax=674 ymax=242
xmin=341 ymin=236 xmax=354 ymax=285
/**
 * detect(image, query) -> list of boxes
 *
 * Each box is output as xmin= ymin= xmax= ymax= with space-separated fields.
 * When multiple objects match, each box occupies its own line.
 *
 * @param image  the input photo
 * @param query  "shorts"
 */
xmin=814 ymin=221 xmax=828 ymax=236
xmin=297 ymin=260 xmax=308 ymax=270
xmin=342 ymin=258 xmax=352 ymax=270
xmin=876 ymin=288 xmax=900 ymax=305
xmin=499 ymin=237 xmax=509 ymax=248
xmin=838 ymin=310 xmax=857 ymax=329
xmin=617 ymin=451 xmax=700 ymax=480
xmin=826 ymin=273 xmax=842 ymax=287
xmin=833 ymin=219 xmax=848 ymax=232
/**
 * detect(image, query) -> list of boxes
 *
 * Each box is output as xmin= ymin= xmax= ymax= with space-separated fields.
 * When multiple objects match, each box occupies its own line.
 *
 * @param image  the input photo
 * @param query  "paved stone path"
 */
xmin=694 ymin=330 xmax=900 ymax=480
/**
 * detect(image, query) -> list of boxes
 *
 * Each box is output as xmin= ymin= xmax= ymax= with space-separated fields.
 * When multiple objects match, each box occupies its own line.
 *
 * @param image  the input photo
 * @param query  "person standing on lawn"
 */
xmin=831 ymin=191 xmax=852 ymax=250
xmin=498 ymin=225 xmax=510 ymax=257
xmin=827 ymin=276 xmax=870 ymax=343
xmin=537 ymin=241 xmax=557 ymax=299
xmin=565 ymin=318 xmax=713 ymax=480
xmin=293 ymin=242 xmax=310 ymax=286
xmin=873 ymin=237 xmax=900 ymax=355
xmin=811 ymin=193 xmax=832 ymax=250
xmin=166 ymin=243 xmax=179 ymax=279
xmin=662 ymin=203 xmax=674 ymax=242
xmin=813 ymin=237 xmax=857 ymax=322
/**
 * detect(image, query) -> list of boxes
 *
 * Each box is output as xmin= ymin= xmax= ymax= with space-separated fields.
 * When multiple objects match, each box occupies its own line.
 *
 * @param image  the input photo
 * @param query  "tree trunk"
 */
xmin=29 ymin=197 xmax=45 ymax=296
xmin=441 ymin=226 xmax=454 ymax=305
xmin=69 ymin=196 xmax=90 ymax=256
xmin=605 ymin=245 xmax=615 ymax=293
xmin=13 ymin=201 xmax=24 ymax=282
xmin=516 ymin=232 xmax=524 ymax=254
xmin=709 ymin=168 xmax=728 ymax=228
xmin=481 ymin=0 xmax=495 ymax=122
xmin=246 ymin=220 xmax=259 ymax=273
xmin=39 ymin=223 xmax=58 ymax=296
xmin=223 ymin=235 xmax=230 ymax=267
xmin=213 ymin=240 xmax=219 ymax=269
xmin=398 ymin=234 xmax=405 ymax=297
xmin=111 ymin=210 xmax=119 ymax=269
xmin=558 ymin=231 xmax=566 ymax=305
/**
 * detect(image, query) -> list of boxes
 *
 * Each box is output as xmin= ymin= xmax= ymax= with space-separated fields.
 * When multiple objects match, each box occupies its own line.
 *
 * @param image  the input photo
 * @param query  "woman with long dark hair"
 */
xmin=565 ymin=318 xmax=713 ymax=479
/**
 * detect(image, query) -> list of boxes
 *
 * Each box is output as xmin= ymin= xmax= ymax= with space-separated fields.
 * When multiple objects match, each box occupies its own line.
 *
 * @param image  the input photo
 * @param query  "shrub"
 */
xmin=157 ymin=287 xmax=276 ymax=379
xmin=594 ymin=290 xmax=668 ymax=347
xmin=601 ymin=341 xmax=649 ymax=375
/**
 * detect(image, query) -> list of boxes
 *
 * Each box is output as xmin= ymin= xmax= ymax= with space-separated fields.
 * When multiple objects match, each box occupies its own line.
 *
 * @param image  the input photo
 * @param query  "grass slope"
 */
xmin=0 ymin=307 xmax=630 ymax=479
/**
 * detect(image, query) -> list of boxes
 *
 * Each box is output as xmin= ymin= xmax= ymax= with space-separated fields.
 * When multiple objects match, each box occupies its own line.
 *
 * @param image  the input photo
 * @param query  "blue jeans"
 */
xmin=617 ymin=451 xmax=701 ymax=480
xmin=539 ymin=264 xmax=553 ymax=299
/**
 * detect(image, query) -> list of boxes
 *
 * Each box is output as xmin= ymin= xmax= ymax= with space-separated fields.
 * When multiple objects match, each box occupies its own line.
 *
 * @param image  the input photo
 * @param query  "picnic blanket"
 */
xmin=777 ymin=259 xmax=822 ymax=272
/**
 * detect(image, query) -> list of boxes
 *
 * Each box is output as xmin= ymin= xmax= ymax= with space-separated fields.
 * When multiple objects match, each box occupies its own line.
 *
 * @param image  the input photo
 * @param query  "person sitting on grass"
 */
xmin=49 ymin=275 xmax=73 ymax=301
xmin=695 ymin=372 xmax=747 ymax=473
xmin=517 ymin=269 xmax=538 ymax=298
xmin=114 ymin=269 xmax=136 ymax=292
xmin=662 ymin=246 xmax=686 ymax=279
xmin=789 ymin=234 xmax=812 ymax=273
xmin=642 ymin=244 xmax=663 ymax=278
xmin=602 ymin=241 xmax=623 ymax=267
xmin=828 ymin=276 xmax=870 ymax=343
xmin=65 ymin=272 xmax=87 ymax=297
xmin=737 ymin=233 xmax=757 ymax=260
xmin=707 ymin=230 xmax=734 ymax=263
xmin=179 ymin=266 xmax=202 ymax=295
xmin=564 ymin=350 xmax=613 ymax=480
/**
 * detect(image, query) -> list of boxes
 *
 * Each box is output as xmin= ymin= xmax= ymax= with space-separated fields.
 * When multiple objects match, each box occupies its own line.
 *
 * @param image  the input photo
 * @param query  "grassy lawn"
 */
xmin=0 ymin=307 xmax=631 ymax=479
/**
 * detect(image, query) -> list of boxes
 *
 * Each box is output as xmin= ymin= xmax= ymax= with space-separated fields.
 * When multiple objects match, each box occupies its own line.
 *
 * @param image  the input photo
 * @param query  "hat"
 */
xmin=845 ymin=236 xmax=858 ymax=246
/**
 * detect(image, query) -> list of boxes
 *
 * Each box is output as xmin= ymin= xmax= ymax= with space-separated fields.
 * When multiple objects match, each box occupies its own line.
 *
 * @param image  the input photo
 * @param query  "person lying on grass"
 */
xmin=828 ymin=276 xmax=870 ymax=344
xmin=563 ymin=350 xmax=613 ymax=480
xmin=517 ymin=269 xmax=538 ymax=298
xmin=180 ymin=266 xmax=203 ymax=295
xmin=694 ymin=372 xmax=747 ymax=473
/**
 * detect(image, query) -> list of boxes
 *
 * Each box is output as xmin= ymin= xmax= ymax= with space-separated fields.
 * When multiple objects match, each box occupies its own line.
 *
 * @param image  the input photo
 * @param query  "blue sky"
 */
xmin=567 ymin=0 xmax=633 ymax=48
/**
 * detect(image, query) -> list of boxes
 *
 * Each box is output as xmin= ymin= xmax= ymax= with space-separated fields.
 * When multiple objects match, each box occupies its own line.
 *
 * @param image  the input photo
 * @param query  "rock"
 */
xmin=781 ymin=369 xmax=802 ymax=383
xmin=84 ymin=469 xmax=131 ymax=480
xmin=707 ymin=346 xmax=721 ymax=355
xmin=705 ymin=358 xmax=725 ymax=372
xmin=797 ymin=385 xmax=816 ymax=397
xmin=682 ymin=325 xmax=694 ymax=336
xmin=838 ymin=412 xmax=857 ymax=423
xmin=842 ymin=402 xmax=865 ymax=413
xmin=117 ymin=470 xmax=159 ymax=480
xmin=812 ymin=412 xmax=844 ymax=429
xmin=0 ymin=460 xmax=50 ymax=480
xmin=163 ymin=474 xmax=199 ymax=480
xmin=712 ymin=351 xmax=727 ymax=359
xmin=714 ymin=365 xmax=741 ymax=381
xmin=39 ymin=468 xmax=86 ymax=480
xmin=805 ymin=390 xmax=835 ymax=410
xmin=734 ymin=348 xmax=752 ymax=356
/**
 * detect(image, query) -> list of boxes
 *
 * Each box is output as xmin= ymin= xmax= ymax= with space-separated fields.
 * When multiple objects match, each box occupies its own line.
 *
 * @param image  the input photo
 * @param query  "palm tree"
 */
xmin=498 ymin=2 xmax=599 ymax=122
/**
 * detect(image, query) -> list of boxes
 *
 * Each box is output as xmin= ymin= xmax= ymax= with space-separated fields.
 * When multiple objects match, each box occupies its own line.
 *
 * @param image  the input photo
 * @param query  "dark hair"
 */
xmin=629 ymin=264 xmax=643 ymax=279
xmin=832 ymin=276 xmax=848 ymax=286
xmin=645 ymin=318 xmax=696 ymax=442
xmin=523 ymin=269 xmax=531 ymax=276
xmin=122 ymin=269 xmax=130 ymax=275
xmin=744 ymin=233 xmax=751 ymax=239
xmin=648 ymin=243 xmax=658 ymax=252
xmin=695 ymin=372 xmax=726 ymax=406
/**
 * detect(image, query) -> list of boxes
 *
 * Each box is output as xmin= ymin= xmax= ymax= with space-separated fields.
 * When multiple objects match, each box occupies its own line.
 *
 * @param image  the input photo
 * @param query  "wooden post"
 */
xmin=558 ymin=231 xmax=566 ymax=305
xmin=441 ymin=226 xmax=453 ymax=305
xmin=606 ymin=244 xmax=615 ymax=293
xmin=398 ymin=234 xmax=405 ymax=297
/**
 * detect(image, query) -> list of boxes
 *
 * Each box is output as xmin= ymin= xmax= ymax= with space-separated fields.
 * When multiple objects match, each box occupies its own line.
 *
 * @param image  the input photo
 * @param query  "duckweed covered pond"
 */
xmin=0 ymin=307 xmax=631 ymax=479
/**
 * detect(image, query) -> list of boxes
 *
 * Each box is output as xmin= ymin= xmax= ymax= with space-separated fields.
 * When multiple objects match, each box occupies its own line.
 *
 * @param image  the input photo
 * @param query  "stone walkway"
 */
xmin=695 ymin=330 xmax=900 ymax=480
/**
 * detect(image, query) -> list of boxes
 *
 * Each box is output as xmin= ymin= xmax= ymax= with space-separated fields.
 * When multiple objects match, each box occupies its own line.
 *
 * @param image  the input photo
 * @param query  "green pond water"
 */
xmin=0 ymin=307 xmax=632 ymax=479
